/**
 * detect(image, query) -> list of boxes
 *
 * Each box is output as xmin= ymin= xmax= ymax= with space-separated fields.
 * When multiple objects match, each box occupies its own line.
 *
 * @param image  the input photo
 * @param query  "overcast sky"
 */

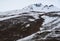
xmin=0 ymin=0 xmax=60 ymax=12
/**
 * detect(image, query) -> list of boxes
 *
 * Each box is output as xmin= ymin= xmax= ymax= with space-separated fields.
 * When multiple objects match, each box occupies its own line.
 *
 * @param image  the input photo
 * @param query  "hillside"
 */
xmin=0 ymin=3 xmax=60 ymax=41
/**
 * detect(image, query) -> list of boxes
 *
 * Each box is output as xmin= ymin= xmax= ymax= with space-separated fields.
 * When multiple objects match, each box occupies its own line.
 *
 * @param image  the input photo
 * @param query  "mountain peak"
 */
xmin=34 ymin=3 xmax=42 ymax=7
xmin=24 ymin=3 xmax=60 ymax=12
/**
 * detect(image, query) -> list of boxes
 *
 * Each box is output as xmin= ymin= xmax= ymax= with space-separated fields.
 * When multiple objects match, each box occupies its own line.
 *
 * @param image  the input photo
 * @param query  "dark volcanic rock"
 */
xmin=0 ymin=15 xmax=44 ymax=41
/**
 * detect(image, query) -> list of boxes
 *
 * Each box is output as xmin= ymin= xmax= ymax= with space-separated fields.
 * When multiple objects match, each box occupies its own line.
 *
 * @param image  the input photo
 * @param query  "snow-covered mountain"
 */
xmin=0 ymin=3 xmax=60 ymax=41
xmin=23 ymin=3 xmax=60 ymax=12
xmin=0 ymin=3 xmax=60 ymax=15
xmin=0 ymin=3 xmax=60 ymax=21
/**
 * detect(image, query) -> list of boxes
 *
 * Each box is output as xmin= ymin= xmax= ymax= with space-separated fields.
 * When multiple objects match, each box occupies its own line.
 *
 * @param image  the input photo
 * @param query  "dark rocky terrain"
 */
xmin=0 ymin=11 xmax=60 ymax=41
xmin=0 ymin=12 xmax=44 ymax=41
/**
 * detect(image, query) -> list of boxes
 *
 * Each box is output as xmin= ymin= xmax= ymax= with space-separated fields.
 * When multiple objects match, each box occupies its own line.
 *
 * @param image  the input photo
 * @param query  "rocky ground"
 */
xmin=0 ymin=11 xmax=44 ymax=41
xmin=0 ymin=11 xmax=60 ymax=41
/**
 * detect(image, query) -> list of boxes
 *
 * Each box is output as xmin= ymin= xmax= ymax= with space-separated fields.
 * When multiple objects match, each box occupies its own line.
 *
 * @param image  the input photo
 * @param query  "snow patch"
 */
xmin=26 ymin=24 xmax=30 ymax=27
xmin=28 ymin=19 xmax=35 ymax=21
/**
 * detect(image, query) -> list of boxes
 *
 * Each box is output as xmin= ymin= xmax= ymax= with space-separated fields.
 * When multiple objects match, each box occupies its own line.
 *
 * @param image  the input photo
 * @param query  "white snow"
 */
xmin=28 ymin=19 xmax=35 ymax=21
xmin=41 ymin=15 xmax=58 ymax=25
xmin=17 ymin=33 xmax=36 ymax=41
xmin=26 ymin=24 xmax=30 ymax=27
xmin=0 ymin=15 xmax=21 ymax=21
xmin=39 ymin=15 xmax=60 ymax=40
xmin=0 ymin=3 xmax=60 ymax=16
xmin=23 ymin=3 xmax=60 ymax=12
